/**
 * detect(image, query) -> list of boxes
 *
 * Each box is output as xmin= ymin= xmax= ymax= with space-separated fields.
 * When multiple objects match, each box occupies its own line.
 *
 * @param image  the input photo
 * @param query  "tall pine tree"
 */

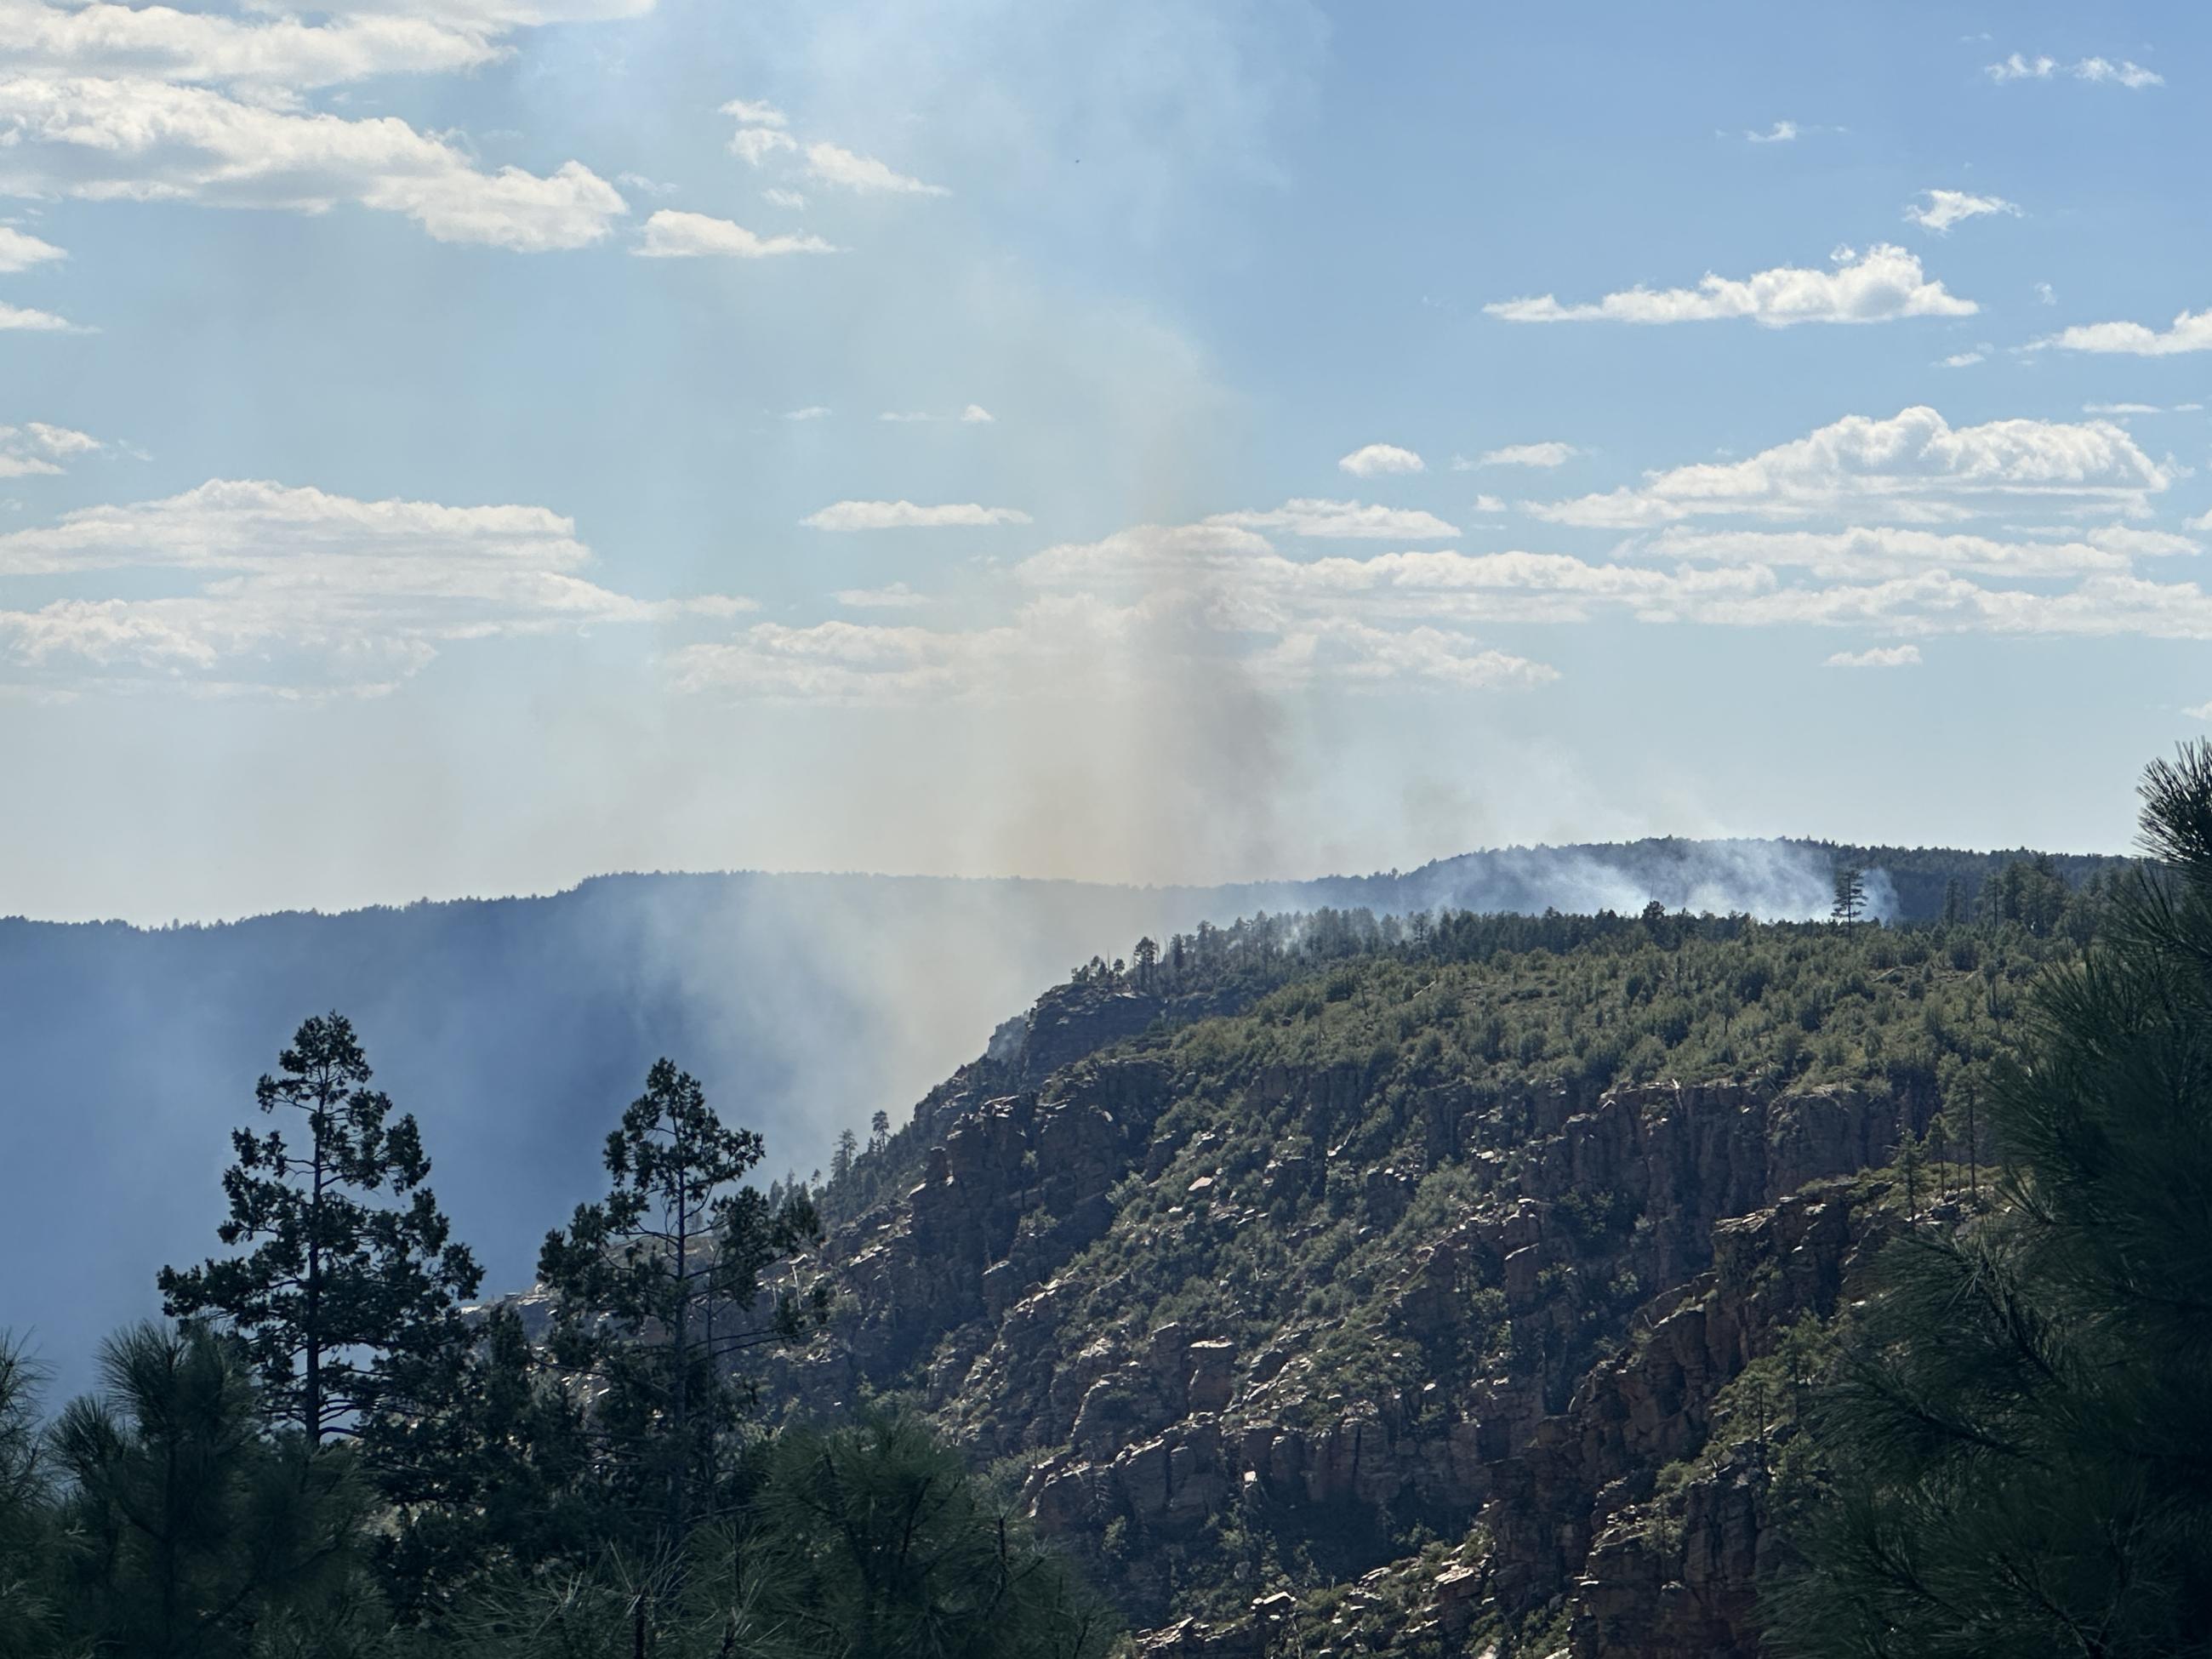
xmin=537 ymin=1058 xmax=822 ymax=1549
xmin=158 ymin=1012 xmax=482 ymax=1445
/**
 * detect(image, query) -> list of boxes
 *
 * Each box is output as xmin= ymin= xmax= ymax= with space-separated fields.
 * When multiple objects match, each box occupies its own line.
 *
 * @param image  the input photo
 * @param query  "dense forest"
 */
xmin=0 ymin=761 xmax=2205 ymax=1655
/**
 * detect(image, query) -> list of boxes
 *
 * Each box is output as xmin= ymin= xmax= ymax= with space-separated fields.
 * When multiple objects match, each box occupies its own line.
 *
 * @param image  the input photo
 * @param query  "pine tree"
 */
xmin=830 ymin=1128 xmax=858 ymax=1185
xmin=50 ymin=1321 xmax=374 ymax=1658
xmin=869 ymin=1109 xmax=891 ymax=1155
xmin=0 ymin=1337 xmax=57 ymax=1656
xmin=537 ymin=1059 xmax=821 ymax=1549
xmin=1770 ymin=744 xmax=2212 ymax=1657
xmin=1830 ymin=864 xmax=1867 ymax=924
xmin=157 ymin=1012 xmax=482 ymax=1445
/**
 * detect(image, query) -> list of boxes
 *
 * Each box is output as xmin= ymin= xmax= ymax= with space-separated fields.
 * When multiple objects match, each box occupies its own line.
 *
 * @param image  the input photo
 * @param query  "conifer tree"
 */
xmin=1830 ymin=864 xmax=1867 ymax=923
xmin=537 ymin=1059 xmax=822 ymax=1548
xmin=157 ymin=1013 xmax=482 ymax=1445
xmin=1771 ymin=744 xmax=2212 ymax=1657
xmin=50 ymin=1321 xmax=374 ymax=1658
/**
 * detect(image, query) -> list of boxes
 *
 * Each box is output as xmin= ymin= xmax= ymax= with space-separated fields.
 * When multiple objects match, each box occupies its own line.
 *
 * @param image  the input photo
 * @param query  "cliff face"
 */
xmin=770 ymin=942 xmax=1957 ymax=1654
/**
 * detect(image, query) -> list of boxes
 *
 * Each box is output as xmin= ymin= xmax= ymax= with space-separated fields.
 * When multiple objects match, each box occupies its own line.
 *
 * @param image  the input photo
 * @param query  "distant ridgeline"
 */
xmin=0 ymin=838 xmax=2125 ymax=1400
xmin=1234 ymin=837 xmax=2129 ymax=926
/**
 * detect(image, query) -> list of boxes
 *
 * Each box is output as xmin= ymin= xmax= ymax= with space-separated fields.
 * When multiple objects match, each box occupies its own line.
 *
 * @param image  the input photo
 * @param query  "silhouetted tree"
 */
xmin=1830 ymin=865 xmax=1867 ymax=923
xmin=537 ymin=1060 xmax=821 ymax=1552
xmin=157 ymin=1012 xmax=482 ymax=1445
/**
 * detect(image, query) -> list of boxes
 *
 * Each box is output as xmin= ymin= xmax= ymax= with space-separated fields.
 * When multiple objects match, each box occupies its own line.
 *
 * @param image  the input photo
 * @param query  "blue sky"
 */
xmin=3 ymin=0 xmax=2209 ymax=921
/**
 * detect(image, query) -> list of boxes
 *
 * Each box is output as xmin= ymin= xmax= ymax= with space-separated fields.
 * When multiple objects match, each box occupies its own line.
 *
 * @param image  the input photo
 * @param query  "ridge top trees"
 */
xmin=157 ymin=1012 xmax=482 ymax=1446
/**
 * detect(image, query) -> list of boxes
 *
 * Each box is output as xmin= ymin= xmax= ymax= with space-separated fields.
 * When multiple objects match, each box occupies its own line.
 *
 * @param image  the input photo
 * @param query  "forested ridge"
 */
xmin=1 ymin=783 xmax=2204 ymax=1656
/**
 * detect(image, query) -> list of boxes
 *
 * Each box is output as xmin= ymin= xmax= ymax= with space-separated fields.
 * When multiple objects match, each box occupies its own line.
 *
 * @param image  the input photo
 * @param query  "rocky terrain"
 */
xmin=762 ymin=916 xmax=2022 ymax=1656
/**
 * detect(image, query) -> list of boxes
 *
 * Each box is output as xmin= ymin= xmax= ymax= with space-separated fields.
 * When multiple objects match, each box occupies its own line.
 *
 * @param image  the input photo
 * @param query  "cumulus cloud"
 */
xmin=1337 ymin=442 xmax=1423 ymax=477
xmin=0 ymin=0 xmax=507 ymax=91
xmin=1745 ymin=120 xmax=1798 ymax=143
xmin=783 ymin=405 xmax=830 ymax=421
xmin=1528 ymin=406 xmax=2169 ymax=527
xmin=719 ymin=98 xmax=786 ymax=128
xmin=0 ymin=225 xmax=65 ymax=272
xmin=0 ymin=299 xmax=79 ymax=332
xmin=761 ymin=186 xmax=807 ymax=209
xmin=1478 ymin=442 xmax=1577 ymax=468
xmin=721 ymin=99 xmax=947 ymax=197
xmin=1825 ymin=644 xmax=1921 ymax=668
xmin=0 ymin=422 xmax=102 ymax=477
xmin=803 ymin=141 xmax=948 ymax=197
xmin=961 ymin=404 xmax=995 ymax=424
xmin=801 ymin=500 xmax=1032 ymax=530
xmin=1987 ymin=53 xmax=2161 ymax=88
xmin=2046 ymin=306 xmax=2212 ymax=356
xmin=0 ymin=478 xmax=747 ymax=693
xmin=1208 ymin=499 xmax=1459 ymax=539
xmin=0 ymin=76 xmax=628 ymax=250
xmin=1939 ymin=350 xmax=1986 ymax=368
xmin=633 ymin=209 xmax=834 ymax=258
xmin=1485 ymin=244 xmax=1975 ymax=327
xmin=671 ymin=591 xmax=1556 ymax=704
xmin=2187 ymin=700 xmax=2212 ymax=721
xmin=1905 ymin=189 xmax=2021 ymax=233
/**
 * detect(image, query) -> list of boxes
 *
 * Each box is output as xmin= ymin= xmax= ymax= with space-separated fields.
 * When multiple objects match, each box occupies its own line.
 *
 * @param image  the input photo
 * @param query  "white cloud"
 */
xmin=1471 ymin=493 xmax=1508 ymax=514
xmin=802 ymin=141 xmax=947 ymax=197
xmin=761 ymin=186 xmax=807 ymax=208
xmin=1825 ymin=644 xmax=1922 ymax=668
xmin=1478 ymin=441 xmax=1577 ymax=468
xmin=801 ymin=499 xmax=1031 ymax=530
xmin=634 ymin=209 xmax=834 ymax=259
xmin=2075 ymin=56 xmax=2163 ymax=88
xmin=671 ymin=591 xmax=1556 ymax=705
xmin=616 ymin=172 xmax=677 ymax=197
xmin=1987 ymin=54 xmax=2161 ymax=88
xmin=0 ymin=421 xmax=101 ymax=477
xmin=1905 ymin=188 xmax=2021 ymax=233
xmin=961 ymin=404 xmax=994 ymax=424
xmin=835 ymin=582 xmax=926 ymax=609
xmin=2036 ymin=282 xmax=2057 ymax=305
xmin=0 ymin=299 xmax=78 ymax=332
xmin=2186 ymin=700 xmax=2212 ymax=721
xmin=0 ymin=76 xmax=628 ymax=251
xmin=0 ymin=0 xmax=507 ymax=91
xmin=783 ymin=405 xmax=830 ymax=421
xmin=0 ymin=225 xmax=65 ymax=272
xmin=1649 ymin=524 xmax=2181 ymax=579
xmin=1208 ymin=499 xmax=1458 ymax=540
xmin=2046 ymin=306 xmax=2212 ymax=356
xmin=1529 ymin=406 xmax=2169 ymax=527
xmin=1745 ymin=120 xmax=1798 ymax=143
xmin=2084 ymin=402 xmax=2164 ymax=414
xmin=730 ymin=127 xmax=797 ymax=166
xmin=1939 ymin=350 xmax=1986 ymax=368
xmin=720 ymin=98 xmax=786 ymax=128
xmin=1337 ymin=442 xmax=1424 ymax=477
xmin=0 ymin=478 xmax=748 ymax=693
xmin=1485 ymin=244 xmax=1975 ymax=327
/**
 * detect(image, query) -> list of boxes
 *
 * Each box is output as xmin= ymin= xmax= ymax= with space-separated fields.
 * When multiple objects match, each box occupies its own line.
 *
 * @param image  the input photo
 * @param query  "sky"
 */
xmin=3 ymin=0 xmax=2210 ymax=922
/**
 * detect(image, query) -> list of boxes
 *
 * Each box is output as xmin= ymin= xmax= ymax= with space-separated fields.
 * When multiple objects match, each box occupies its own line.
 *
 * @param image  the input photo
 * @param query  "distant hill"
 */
xmin=0 ymin=838 xmax=2124 ymax=1394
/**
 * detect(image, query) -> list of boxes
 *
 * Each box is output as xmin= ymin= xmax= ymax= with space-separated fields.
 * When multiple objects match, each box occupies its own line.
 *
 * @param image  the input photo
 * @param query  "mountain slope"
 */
xmin=779 ymin=911 xmax=2072 ymax=1653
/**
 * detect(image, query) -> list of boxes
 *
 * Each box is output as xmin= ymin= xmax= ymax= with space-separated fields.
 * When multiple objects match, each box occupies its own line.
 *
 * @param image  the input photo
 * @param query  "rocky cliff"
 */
xmin=770 ymin=921 xmax=2019 ymax=1653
